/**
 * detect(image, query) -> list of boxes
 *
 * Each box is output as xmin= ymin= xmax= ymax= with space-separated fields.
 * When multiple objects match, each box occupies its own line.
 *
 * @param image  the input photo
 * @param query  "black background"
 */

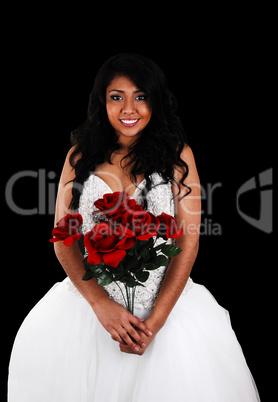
xmin=3 ymin=17 xmax=274 ymax=401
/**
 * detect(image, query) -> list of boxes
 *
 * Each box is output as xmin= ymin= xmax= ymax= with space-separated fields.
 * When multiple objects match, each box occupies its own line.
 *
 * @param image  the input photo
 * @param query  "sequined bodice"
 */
xmin=66 ymin=172 xmax=193 ymax=310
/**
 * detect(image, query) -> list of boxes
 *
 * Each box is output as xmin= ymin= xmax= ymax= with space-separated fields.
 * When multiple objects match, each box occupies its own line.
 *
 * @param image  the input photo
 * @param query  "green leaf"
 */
xmin=82 ymin=271 xmax=95 ymax=281
xmin=146 ymin=237 xmax=154 ymax=248
xmin=126 ymin=246 xmax=135 ymax=256
xmin=97 ymin=272 xmax=113 ymax=286
xmin=83 ymin=258 xmax=106 ymax=275
xmin=143 ymin=262 xmax=160 ymax=270
xmin=149 ymin=248 xmax=157 ymax=259
xmin=161 ymin=244 xmax=182 ymax=257
xmin=153 ymin=243 xmax=165 ymax=252
xmin=135 ymin=270 xmax=150 ymax=282
xmin=141 ymin=246 xmax=151 ymax=262
xmin=135 ymin=239 xmax=144 ymax=250
xmin=113 ymin=271 xmax=125 ymax=281
xmin=83 ymin=257 xmax=90 ymax=272
xmin=124 ymin=255 xmax=141 ymax=273
xmin=114 ymin=262 xmax=125 ymax=273
xmin=134 ymin=238 xmax=152 ymax=256
xmin=125 ymin=275 xmax=138 ymax=288
xmin=153 ymin=255 xmax=169 ymax=266
xmin=125 ymin=279 xmax=137 ymax=288
xmin=93 ymin=266 xmax=106 ymax=275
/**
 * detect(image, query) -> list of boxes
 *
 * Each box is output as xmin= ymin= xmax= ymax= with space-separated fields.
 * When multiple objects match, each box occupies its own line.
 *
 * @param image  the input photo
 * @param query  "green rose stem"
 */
xmin=114 ymin=282 xmax=136 ymax=314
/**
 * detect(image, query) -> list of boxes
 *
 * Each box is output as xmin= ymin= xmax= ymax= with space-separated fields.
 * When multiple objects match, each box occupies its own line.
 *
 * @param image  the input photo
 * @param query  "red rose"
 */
xmin=157 ymin=212 xmax=183 ymax=239
xmin=121 ymin=208 xmax=160 ymax=240
xmin=84 ymin=222 xmax=136 ymax=268
xmin=94 ymin=192 xmax=137 ymax=220
xmin=49 ymin=212 xmax=83 ymax=246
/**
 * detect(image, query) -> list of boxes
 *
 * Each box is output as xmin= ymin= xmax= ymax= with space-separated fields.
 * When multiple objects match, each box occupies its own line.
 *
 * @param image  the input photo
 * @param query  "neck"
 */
xmin=116 ymin=132 xmax=141 ymax=152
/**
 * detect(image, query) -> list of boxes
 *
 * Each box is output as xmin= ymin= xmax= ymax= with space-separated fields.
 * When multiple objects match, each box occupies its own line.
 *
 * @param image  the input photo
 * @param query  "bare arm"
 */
xmin=53 ymin=147 xmax=107 ymax=305
xmin=150 ymin=145 xmax=201 ymax=331
xmin=120 ymin=145 xmax=201 ymax=355
xmin=53 ymin=147 xmax=152 ymax=351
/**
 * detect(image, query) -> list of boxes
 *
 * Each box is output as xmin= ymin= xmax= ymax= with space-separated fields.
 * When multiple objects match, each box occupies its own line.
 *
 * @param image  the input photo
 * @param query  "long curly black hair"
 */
xmin=69 ymin=53 xmax=191 ymax=210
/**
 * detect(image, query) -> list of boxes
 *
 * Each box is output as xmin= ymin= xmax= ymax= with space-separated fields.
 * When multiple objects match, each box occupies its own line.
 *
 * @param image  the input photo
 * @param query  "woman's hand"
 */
xmin=92 ymin=297 xmax=153 ymax=352
xmin=119 ymin=317 xmax=158 ymax=356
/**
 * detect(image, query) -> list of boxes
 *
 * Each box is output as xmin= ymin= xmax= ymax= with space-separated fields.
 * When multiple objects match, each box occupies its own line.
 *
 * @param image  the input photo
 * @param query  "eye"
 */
xmin=135 ymin=94 xmax=148 ymax=101
xmin=110 ymin=95 xmax=123 ymax=101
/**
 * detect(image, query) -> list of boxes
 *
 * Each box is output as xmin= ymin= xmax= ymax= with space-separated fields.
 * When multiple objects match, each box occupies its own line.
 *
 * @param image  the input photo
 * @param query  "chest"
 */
xmin=94 ymin=161 xmax=145 ymax=197
xmin=79 ymin=172 xmax=175 ymax=235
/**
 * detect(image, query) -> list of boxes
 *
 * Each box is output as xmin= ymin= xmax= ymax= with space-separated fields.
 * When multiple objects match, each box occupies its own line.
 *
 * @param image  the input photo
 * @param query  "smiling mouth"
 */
xmin=120 ymin=119 xmax=140 ymax=127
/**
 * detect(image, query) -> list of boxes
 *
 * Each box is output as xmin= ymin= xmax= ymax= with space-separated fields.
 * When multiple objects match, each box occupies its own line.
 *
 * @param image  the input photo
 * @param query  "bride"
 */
xmin=8 ymin=53 xmax=260 ymax=401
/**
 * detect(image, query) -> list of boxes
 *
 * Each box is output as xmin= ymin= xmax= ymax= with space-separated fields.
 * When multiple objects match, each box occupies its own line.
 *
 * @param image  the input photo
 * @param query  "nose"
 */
xmin=122 ymin=97 xmax=137 ymax=114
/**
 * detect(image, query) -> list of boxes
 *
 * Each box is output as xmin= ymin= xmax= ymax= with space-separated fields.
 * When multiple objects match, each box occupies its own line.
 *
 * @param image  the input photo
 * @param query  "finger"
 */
xmin=110 ymin=329 xmax=122 ymax=344
xmin=120 ymin=342 xmax=144 ymax=356
xmin=119 ymin=342 xmax=137 ymax=354
xmin=123 ymin=324 xmax=146 ymax=348
xmin=118 ymin=327 xmax=140 ymax=352
xmin=130 ymin=316 xmax=153 ymax=337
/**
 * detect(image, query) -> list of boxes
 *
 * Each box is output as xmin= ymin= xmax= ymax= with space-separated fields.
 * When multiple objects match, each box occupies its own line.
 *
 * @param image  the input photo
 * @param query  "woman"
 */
xmin=8 ymin=53 xmax=260 ymax=401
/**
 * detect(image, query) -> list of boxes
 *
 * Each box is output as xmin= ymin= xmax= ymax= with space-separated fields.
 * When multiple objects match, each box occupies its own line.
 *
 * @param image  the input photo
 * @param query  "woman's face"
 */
xmin=106 ymin=75 xmax=152 ymax=143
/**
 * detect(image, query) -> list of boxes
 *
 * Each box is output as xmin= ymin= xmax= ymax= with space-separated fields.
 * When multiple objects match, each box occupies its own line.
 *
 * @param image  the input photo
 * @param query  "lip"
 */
xmin=119 ymin=118 xmax=140 ymax=127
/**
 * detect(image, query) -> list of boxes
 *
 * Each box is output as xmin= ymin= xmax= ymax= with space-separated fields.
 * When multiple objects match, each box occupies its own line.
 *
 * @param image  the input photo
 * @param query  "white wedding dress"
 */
xmin=8 ymin=172 xmax=260 ymax=401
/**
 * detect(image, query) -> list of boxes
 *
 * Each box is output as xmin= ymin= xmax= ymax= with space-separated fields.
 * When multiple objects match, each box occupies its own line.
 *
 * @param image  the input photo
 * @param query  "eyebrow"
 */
xmin=108 ymin=89 xmax=143 ymax=93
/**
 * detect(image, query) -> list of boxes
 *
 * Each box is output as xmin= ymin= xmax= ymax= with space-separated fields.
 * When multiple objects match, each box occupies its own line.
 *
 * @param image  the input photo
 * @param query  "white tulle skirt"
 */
xmin=8 ymin=278 xmax=260 ymax=401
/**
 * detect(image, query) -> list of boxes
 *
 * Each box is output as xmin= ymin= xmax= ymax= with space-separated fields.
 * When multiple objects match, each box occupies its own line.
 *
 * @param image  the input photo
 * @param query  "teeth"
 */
xmin=121 ymin=119 xmax=138 ymax=124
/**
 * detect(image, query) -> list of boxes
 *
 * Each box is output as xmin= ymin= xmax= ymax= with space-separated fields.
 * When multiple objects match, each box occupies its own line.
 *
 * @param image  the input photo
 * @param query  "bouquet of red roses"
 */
xmin=50 ymin=192 xmax=183 ymax=313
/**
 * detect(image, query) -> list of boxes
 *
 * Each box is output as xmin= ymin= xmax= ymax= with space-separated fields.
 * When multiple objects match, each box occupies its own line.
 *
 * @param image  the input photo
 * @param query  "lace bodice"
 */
xmin=67 ymin=172 xmax=193 ymax=310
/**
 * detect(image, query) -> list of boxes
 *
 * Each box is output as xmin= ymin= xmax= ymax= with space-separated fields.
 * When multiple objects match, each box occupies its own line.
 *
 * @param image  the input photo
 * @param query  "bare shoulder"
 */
xmin=54 ymin=146 xmax=82 ymax=220
xmin=66 ymin=145 xmax=82 ymax=166
xmin=60 ymin=146 xmax=82 ymax=184
xmin=180 ymin=144 xmax=196 ymax=167
xmin=174 ymin=145 xmax=199 ymax=182
xmin=171 ymin=144 xmax=200 ymax=200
